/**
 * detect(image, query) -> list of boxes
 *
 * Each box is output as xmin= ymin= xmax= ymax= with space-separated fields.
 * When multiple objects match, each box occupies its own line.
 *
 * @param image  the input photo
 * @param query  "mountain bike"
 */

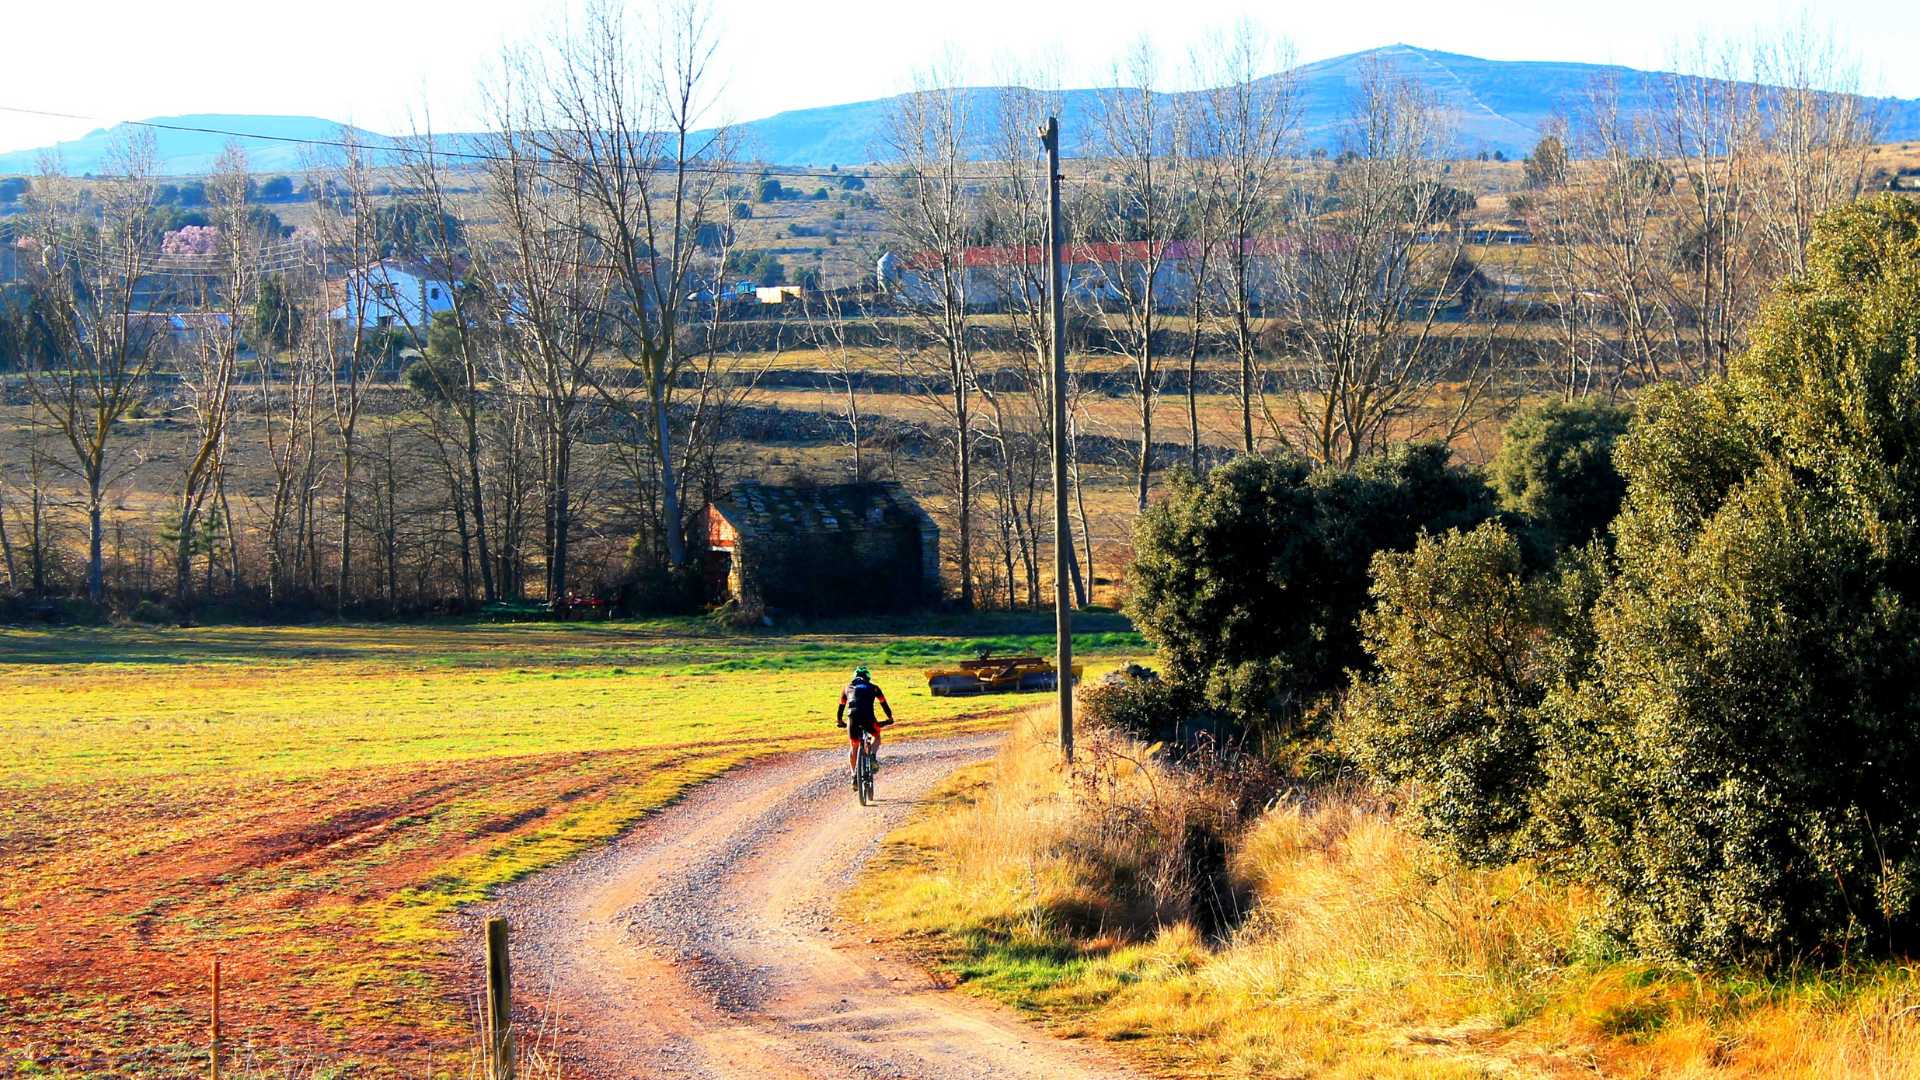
xmin=853 ymin=729 xmax=877 ymax=806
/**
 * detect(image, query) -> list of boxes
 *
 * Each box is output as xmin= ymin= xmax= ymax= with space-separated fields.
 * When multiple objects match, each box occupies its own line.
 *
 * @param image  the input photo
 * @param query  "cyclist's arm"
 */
xmin=837 ymin=689 xmax=848 ymax=726
xmin=877 ymin=687 xmax=894 ymax=723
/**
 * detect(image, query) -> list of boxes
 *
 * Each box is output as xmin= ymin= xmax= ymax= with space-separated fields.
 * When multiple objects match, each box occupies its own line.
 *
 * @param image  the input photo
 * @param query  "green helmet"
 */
xmin=853 ymin=665 xmax=871 ymax=680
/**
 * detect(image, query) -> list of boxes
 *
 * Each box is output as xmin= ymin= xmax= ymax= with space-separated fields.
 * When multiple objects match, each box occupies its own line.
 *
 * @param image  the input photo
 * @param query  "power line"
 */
xmin=0 ymin=104 xmax=1111 ymax=187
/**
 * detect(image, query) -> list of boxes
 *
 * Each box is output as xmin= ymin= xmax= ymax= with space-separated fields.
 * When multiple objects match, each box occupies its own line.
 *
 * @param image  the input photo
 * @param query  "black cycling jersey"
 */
xmin=839 ymin=677 xmax=890 ymax=729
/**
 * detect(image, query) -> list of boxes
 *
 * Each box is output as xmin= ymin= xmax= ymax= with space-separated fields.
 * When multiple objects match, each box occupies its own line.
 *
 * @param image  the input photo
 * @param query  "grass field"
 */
xmin=854 ymin=718 xmax=1920 ymax=1079
xmin=0 ymin=613 xmax=1140 ymax=1078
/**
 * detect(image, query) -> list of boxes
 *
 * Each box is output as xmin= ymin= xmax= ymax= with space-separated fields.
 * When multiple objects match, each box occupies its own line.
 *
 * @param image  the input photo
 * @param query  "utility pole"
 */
xmin=1042 ymin=116 xmax=1073 ymax=764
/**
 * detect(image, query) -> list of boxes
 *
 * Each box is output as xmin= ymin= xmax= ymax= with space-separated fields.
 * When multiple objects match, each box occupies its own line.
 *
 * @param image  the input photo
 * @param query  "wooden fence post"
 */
xmin=209 ymin=958 xmax=221 ymax=1080
xmin=485 ymin=917 xmax=514 ymax=1080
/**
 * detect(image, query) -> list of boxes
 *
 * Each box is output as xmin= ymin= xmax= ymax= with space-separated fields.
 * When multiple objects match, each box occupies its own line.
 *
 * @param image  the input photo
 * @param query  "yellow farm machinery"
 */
xmin=924 ymin=654 xmax=1083 ymax=696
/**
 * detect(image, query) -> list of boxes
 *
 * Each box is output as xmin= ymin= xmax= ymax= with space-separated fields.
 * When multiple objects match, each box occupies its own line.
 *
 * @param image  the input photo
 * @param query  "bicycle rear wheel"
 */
xmin=858 ymin=735 xmax=876 ymax=805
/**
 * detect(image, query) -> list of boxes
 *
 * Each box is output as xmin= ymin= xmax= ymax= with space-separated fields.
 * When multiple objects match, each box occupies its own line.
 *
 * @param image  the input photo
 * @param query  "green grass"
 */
xmin=0 ymin=612 xmax=1139 ymax=785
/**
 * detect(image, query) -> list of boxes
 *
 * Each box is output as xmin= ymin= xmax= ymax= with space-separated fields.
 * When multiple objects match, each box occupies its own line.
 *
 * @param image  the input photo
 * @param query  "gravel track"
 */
xmin=473 ymin=733 xmax=1144 ymax=1080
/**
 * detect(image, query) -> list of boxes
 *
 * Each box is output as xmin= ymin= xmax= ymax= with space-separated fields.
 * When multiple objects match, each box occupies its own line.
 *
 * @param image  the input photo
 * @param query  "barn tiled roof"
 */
xmin=713 ymin=482 xmax=923 ymax=536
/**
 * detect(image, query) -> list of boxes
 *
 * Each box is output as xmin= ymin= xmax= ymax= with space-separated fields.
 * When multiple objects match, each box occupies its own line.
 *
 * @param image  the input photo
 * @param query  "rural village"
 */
xmin=5 ymin=0 xmax=1920 ymax=1076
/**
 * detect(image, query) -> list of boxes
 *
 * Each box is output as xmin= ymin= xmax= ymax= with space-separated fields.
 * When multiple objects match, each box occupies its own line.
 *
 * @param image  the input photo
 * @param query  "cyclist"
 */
xmin=836 ymin=665 xmax=894 ymax=775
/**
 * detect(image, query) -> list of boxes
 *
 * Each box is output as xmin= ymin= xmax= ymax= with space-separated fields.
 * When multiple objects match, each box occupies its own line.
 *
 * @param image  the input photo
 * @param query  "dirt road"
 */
xmin=478 ymin=734 xmax=1143 ymax=1080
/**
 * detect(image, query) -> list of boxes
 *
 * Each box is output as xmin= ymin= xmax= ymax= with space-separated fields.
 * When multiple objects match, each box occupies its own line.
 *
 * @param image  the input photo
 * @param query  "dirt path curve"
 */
xmin=476 ymin=734 xmax=1145 ymax=1080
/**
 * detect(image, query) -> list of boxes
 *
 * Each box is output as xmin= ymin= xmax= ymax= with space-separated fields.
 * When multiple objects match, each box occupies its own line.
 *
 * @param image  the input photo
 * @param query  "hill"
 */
xmin=730 ymin=45 xmax=1920 ymax=164
xmin=3 ymin=46 xmax=1917 ymax=175
xmin=0 ymin=114 xmax=407 ymax=177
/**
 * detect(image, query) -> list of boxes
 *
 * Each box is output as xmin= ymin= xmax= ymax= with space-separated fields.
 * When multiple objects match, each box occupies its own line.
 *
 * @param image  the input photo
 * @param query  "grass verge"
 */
xmin=851 ymin=713 xmax=1920 ymax=1079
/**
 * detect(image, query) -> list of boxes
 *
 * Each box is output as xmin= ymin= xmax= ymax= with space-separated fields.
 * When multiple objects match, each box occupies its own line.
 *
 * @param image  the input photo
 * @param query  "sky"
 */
xmin=1 ymin=0 xmax=1915 ymax=154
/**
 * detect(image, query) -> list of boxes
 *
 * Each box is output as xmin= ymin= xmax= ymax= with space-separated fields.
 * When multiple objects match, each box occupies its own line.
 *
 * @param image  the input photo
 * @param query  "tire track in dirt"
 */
xmin=477 ymin=734 xmax=1144 ymax=1079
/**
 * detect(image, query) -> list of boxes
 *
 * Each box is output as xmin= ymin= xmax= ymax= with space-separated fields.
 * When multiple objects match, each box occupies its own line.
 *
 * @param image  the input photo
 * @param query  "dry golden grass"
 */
xmin=855 ymin=713 xmax=1920 ymax=1079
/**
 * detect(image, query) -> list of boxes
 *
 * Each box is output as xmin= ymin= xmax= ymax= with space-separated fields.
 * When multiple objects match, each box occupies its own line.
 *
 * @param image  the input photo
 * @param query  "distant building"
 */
xmin=328 ymin=258 xmax=455 ymax=330
xmin=886 ymin=239 xmax=1295 ymax=313
xmin=703 ymin=481 xmax=941 ymax=614
xmin=130 ymin=311 xmax=234 ymax=350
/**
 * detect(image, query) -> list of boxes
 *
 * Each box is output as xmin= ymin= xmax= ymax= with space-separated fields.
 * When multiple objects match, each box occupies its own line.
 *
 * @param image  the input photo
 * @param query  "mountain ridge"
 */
xmin=3 ymin=45 xmax=1915 ymax=176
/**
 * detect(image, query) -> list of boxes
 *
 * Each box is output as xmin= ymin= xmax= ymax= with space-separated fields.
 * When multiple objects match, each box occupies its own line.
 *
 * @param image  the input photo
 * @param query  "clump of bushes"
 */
xmin=1343 ymin=523 xmax=1602 ymax=867
xmin=1349 ymin=195 xmax=1920 ymax=965
xmin=1490 ymin=397 xmax=1629 ymax=561
xmin=1126 ymin=442 xmax=1495 ymax=741
xmin=1082 ymin=663 xmax=1243 ymax=756
xmin=128 ymin=598 xmax=177 ymax=626
xmin=1079 ymin=664 xmax=1175 ymax=742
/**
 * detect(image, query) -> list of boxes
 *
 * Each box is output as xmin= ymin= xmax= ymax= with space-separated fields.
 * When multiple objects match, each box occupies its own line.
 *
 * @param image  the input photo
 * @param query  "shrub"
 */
xmin=129 ymin=599 xmax=176 ymax=626
xmin=1344 ymin=522 xmax=1601 ymax=866
xmin=1071 ymin=726 xmax=1271 ymax=937
xmin=403 ymin=355 xmax=466 ymax=406
xmin=1353 ymin=195 xmax=1920 ymax=965
xmin=1554 ymin=195 xmax=1920 ymax=964
xmin=1080 ymin=664 xmax=1177 ymax=741
xmin=1127 ymin=444 xmax=1494 ymax=740
xmin=1490 ymin=398 xmax=1629 ymax=560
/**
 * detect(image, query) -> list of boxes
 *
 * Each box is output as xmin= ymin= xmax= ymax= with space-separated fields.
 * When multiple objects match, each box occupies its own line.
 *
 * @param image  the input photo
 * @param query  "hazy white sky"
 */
xmin=1 ymin=0 xmax=1914 ymax=153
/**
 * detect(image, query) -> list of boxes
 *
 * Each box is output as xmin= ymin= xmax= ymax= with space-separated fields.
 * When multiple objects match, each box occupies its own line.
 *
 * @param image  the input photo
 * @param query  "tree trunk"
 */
xmin=1069 ymin=417 xmax=1094 ymax=607
xmin=953 ymin=376 xmax=973 ymax=610
xmin=1137 ymin=375 xmax=1153 ymax=512
xmin=1187 ymin=310 xmax=1203 ymax=473
xmin=383 ymin=448 xmax=400 ymax=613
xmin=0 ymin=494 xmax=18 ymax=589
xmin=656 ymin=383 xmax=686 ymax=569
xmin=338 ymin=441 xmax=355 ymax=613
xmin=174 ymin=506 xmax=196 ymax=612
xmin=1239 ymin=322 xmax=1256 ymax=455
xmin=466 ymin=412 xmax=496 ymax=603
xmin=453 ymin=487 xmax=473 ymax=609
xmin=87 ymin=474 xmax=105 ymax=605
xmin=550 ymin=431 xmax=572 ymax=604
xmin=1137 ymin=301 xmax=1154 ymax=512
xmin=30 ymin=479 xmax=46 ymax=596
xmin=219 ymin=472 xmax=239 ymax=595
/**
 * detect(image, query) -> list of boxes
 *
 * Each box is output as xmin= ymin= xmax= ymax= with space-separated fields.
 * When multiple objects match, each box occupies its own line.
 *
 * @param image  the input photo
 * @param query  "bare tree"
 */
xmin=1661 ymin=38 xmax=1763 ymax=379
xmin=979 ymin=72 xmax=1089 ymax=607
xmin=1090 ymin=40 xmax=1182 ymax=510
xmin=1745 ymin=23 xmax=1875 ymax=278
xmin=256 ymin=266 xmax=330 ymax=601
xmin=802 ymin=287 xmax=872 ymax=480
xmin=510 ymin=0 xmax=736 ymax=573
xmin=18 ymin=134 xmax=162 ymax=603
xmin=167 ymin=145 xmax=253 ymax=610
xmin=1278 ymin=61 xmax=1494 ymax=467
xmin=399 ymin=124 xmax=500 ymax=603
xmin=308 ymin=130 xmax=386 ymax=609
xmin=478 ymin=132 xmax=613 ymax=605
xmin=1194 ymin=23 xmax=1298 ymax=455
xmin=881 ymin=62 xmax=982 ymax=608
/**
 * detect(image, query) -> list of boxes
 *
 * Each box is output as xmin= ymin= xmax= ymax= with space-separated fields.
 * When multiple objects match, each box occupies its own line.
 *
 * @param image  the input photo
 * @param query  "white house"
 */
xmin=329 ymin=259 xmax=456 ymax=330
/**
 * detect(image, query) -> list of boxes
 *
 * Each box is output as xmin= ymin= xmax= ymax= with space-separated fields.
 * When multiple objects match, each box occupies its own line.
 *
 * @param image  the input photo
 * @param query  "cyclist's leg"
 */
xmin=871 ymin=726 xmax=882 ymax=766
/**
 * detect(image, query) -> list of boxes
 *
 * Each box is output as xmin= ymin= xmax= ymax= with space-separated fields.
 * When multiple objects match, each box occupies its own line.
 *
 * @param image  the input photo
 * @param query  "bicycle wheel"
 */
xmin=860 ymin=735 xmax=876 ymax=805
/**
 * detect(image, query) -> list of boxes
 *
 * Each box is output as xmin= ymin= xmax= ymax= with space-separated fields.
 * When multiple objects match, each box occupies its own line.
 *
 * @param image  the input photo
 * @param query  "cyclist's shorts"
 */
xmin=847 ymin=720 xmax=881 ymax=744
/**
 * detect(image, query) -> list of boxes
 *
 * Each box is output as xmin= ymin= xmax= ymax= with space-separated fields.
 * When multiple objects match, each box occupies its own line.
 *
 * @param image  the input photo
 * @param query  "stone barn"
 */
xmin=703 ymin=481 xmax=941 ymax=614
